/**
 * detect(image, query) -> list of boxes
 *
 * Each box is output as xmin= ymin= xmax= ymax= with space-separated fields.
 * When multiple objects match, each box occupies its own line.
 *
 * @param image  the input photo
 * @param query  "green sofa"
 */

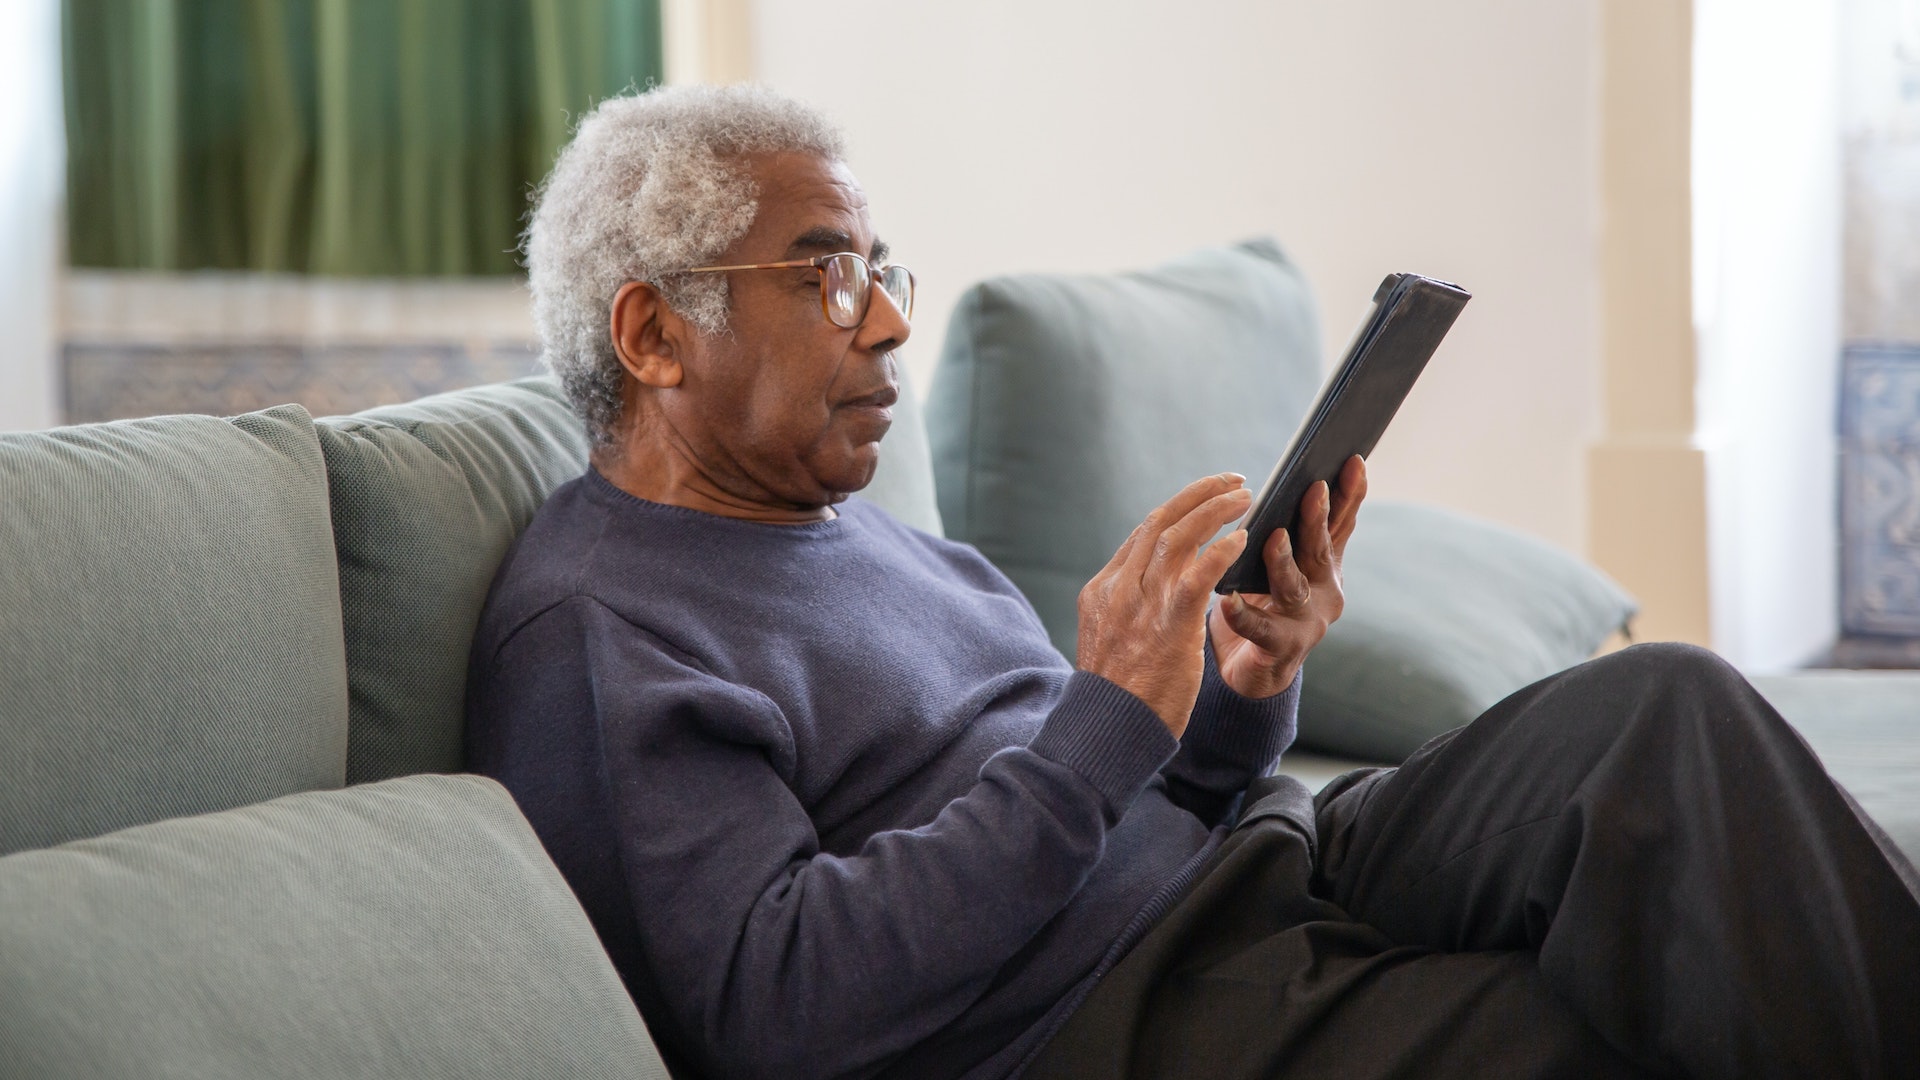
xmin=0 ymin=370 xmax=945 ymax=1077
xmin=3 ymin=244 xmax=1914 ymax=1075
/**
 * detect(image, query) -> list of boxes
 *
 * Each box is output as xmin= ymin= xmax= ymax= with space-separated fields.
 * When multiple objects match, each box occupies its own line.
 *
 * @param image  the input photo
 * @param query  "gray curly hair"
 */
xmin=523 ymin=84 xmax=846 ymax=447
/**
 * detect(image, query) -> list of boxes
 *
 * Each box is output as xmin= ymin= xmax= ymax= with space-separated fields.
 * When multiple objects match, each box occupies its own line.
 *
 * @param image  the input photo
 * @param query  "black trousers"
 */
xmin=1025 ymin=643 xmax=1920 ymax=1079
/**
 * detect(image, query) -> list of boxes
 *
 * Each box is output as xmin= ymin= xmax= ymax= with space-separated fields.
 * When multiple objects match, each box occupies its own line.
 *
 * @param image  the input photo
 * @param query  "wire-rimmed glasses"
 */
xmin=678 ymin=251 xmax=914 ymax=329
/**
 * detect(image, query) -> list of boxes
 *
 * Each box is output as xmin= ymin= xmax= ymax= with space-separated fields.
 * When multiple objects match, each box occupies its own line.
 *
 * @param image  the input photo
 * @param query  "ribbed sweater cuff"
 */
xmin=1029 ymin=672 xmax=1180 ymax=819
xmin=1185 ymin=640 xmax=1301 ymax=772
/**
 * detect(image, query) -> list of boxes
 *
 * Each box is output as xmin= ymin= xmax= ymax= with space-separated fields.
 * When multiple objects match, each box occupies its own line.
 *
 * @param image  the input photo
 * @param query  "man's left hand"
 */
xmin=1210 ymin=454 xmax=1368 ymax=699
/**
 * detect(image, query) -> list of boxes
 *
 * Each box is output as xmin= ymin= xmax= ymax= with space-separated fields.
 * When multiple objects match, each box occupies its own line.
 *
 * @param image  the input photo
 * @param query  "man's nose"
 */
xmin=859 ymin=285 xmax=911 ymax=353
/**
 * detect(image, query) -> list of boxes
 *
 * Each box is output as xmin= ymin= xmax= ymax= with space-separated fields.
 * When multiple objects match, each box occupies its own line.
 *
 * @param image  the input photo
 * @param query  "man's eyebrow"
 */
xmin=870 ymin=237 xmax=890 ymax=264
xmin=785 ymin=227 xmax=854 ymax=258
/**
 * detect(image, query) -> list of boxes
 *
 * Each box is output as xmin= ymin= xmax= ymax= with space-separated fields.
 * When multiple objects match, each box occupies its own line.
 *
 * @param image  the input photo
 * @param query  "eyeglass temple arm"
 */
xmin=679 ymin=258 xmax=824 ymax=274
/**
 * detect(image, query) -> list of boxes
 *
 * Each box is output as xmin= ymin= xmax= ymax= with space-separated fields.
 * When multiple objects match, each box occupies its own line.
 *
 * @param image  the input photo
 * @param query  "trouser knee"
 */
xmin=1472 ymin=642 xmax=1765 ymax=768
xmin=1580 ymin=642 xmax=1749 ymax=707
xmin=1580 ymin=641 xmax=1784 ymax=756
xmin=1593 ymin=640 xmax=1735 ymax=681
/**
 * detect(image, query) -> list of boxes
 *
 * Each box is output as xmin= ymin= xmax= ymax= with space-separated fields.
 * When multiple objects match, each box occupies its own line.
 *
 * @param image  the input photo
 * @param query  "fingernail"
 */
xmin=1276 ymin=528 xmax=1290 ymax=550
xmin=1229 ymin=592 xmax=1246 ymax=613
xmin=1221 ymin=472 xmax=1246 ymax=484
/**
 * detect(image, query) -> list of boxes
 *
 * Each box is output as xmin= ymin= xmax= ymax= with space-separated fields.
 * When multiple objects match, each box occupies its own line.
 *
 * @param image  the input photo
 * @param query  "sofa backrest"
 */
xmin=0 ymin=406 xmax=349 ymax=855
xmin=319 ymin=370 xmax=943 ymax=785
xmin=927 ymin=238 xmax=1323 ymax=657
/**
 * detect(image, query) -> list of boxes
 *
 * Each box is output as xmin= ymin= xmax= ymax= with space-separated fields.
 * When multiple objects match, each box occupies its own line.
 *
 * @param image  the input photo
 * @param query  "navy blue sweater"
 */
xmin=464 ymin=470 xmax=1299 ymax=1079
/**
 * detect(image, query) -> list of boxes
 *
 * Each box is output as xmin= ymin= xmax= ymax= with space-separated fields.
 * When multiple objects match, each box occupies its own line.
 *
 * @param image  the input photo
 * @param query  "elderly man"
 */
xmin=466 ymin=85 xmax=1920 ymax=1080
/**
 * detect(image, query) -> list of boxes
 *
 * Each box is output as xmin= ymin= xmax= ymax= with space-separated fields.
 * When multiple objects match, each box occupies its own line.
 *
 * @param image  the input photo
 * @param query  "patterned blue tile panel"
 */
xmin=1841 ymin=343 xmax=1920 ymax=636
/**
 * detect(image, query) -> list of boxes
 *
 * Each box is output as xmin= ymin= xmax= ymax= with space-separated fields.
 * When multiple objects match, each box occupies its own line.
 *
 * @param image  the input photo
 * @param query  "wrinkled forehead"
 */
xmin=738 ymin=152 xmax=888 ymax=264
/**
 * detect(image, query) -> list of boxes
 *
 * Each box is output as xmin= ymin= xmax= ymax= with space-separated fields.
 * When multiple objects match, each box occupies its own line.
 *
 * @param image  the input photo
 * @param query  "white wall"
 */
xmin=0 ymin=0 xmax=63 ymax=432
xmin=756 ymin=0 xmax=1604 ymax=554
xmin=1694 ymin=0 xmax=1842 ymax=670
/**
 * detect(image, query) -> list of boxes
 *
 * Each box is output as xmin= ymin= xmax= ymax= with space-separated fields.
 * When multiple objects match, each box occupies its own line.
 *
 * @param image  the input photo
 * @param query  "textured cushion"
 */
xmin=923 ymin=241 xmax=1636 ymax=764
xmin=928 ymin=238 xmax=1322 ymax=656
xmin=317 ymin=378 xmax=592 ymax=783
xmin=0 ymin=773 xmax=668 ymax=1079
xmin=321 ymin=372 xmax=943 ymax=785
xmin=1750 ymin=672 xmax=1920 ymax=864
xmin=1297 ymin=502 xmax=1638 ymax=762
xmin=0 ymin=406 xmax=347 ymax=856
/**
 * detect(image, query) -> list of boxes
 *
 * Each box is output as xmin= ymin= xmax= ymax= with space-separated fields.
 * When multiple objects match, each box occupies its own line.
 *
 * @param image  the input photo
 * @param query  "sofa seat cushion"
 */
xmin=0 ymin=405 xmax=347 ymax=856
xmin=1278 ymin=672 xmax=1920 ymax=868
xmin=1750 ymin=671 xmax=1920 ymax=863
xmin=0 ymin=773 xmax=669 ymax=1079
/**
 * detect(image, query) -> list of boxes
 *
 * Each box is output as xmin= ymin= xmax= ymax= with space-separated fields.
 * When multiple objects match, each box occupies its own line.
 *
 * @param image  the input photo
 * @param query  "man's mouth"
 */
xmin=841 ymin=385 xmax=899 ymax=411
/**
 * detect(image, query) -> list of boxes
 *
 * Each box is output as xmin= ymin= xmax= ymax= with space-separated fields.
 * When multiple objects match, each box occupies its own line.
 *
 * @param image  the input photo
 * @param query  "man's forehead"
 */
xmin=745 ymin=153 xmax=884 ymax=260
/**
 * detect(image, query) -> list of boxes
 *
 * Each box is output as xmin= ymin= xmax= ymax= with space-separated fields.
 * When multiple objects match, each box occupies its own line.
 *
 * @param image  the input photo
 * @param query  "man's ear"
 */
xmin=610 ymin=281 xmax=685 ymax=389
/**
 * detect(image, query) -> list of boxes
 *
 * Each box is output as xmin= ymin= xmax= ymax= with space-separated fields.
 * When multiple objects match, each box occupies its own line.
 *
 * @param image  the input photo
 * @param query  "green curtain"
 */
xmin=63 ymin=0 xmax=662 ymax=276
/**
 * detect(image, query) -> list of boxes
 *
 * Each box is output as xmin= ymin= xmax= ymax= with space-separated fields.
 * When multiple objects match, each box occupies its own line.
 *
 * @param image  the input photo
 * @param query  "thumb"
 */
xmin=1209 ymin=598 xmax=1245 ymax=647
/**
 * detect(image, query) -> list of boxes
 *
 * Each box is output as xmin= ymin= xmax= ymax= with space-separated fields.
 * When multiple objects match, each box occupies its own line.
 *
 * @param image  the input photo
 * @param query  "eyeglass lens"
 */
xmin=822 ymin=254 xmax=870 ymax=328
xmin=880 ymin=264 xmax=914 ymax=320
xmin=821 ymin=253 xmax=913 ymax=328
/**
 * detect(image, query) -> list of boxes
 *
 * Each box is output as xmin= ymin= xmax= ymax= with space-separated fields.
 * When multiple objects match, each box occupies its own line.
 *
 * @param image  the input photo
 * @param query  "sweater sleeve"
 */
xmin=507 ymin=597 xmax=1177 ymax=1080
xmin=1161 ymin=632 xmax=1302 ymax=826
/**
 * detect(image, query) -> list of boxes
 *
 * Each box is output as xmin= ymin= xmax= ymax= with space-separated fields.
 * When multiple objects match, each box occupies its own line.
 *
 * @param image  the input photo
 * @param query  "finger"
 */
xmin=1149 ymin=487 xmax=1253 ymax=580
xmin=1294 ymin=480 xmax=1336 ymax=581
xmin=1180 ymin=526 xmax=1249 ymax=603
xmin=1124 ymin=472 xmax=1247 ymax=578
xmin=1207 ymin=599 xmax=1242 ymax=646
xmin=1220 ymin=591 xmax=1296 ymax=654
xmin=1263 ymin=528 xmax=1312 ymax=611
xmin=1329 ymin=455 xmax=1369 ymax=549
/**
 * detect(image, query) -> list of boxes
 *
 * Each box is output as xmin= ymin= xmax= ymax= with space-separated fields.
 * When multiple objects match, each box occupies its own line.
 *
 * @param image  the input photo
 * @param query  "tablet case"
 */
xmin=1216 ymin=272 xmax=1471 ymax=595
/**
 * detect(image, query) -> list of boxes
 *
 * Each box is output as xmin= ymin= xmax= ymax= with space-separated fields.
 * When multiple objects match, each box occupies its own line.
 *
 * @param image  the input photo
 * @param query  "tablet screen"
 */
xmin=1215 ymin=272 xmax=1471 ymax=595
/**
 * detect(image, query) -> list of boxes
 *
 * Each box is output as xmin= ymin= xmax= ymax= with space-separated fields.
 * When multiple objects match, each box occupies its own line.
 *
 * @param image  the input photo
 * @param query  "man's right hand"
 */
xmin=1075 ymin=473 xmax=1253 ymax=738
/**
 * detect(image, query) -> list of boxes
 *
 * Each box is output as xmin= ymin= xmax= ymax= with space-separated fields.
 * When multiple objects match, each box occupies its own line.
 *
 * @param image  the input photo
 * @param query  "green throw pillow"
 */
xmin=924 ymin=239 xmax=1634 ymax=765
xmin=316 ymin=377 xmax=592 ymax=784
xmin=1299 ymin=501 xmax=1638 ymax=762
xmin=0 ymin=406 xmax=347 ymax=856
xmin=928 ymin=238 xmax=1322 ymax=657
xmin=320 ymin=372 xmax=944 ymax=785
xmin=0 ymin=774 xmax=668 ymax=1079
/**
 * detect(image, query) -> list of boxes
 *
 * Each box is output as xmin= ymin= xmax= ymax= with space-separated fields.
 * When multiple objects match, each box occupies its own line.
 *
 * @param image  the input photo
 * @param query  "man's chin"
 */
xmin=813 ymin=441 xmax=882 ymax=502
xmin=836 ymin=406 xmax=893 ymax=448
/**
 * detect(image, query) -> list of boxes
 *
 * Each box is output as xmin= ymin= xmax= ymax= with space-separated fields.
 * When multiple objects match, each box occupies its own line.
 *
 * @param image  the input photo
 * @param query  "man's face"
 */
xmin=662 ymin=152 xmax=910 ymax=509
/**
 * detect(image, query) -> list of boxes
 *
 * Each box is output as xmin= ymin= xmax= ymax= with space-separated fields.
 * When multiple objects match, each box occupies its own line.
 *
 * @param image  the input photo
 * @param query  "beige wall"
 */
xmin=754 ymin=0 xmax=1606 ymax=557
xmin=15 ymin=2 xmax=1767 ymax=657
xmin=1589 ymin=0 xmax=1712 ymax=647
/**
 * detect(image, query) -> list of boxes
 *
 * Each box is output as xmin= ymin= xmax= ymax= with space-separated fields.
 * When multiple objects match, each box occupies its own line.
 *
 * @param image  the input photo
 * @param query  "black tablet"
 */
xmin=1215 ymin=272 xmax=1471 ymax=595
